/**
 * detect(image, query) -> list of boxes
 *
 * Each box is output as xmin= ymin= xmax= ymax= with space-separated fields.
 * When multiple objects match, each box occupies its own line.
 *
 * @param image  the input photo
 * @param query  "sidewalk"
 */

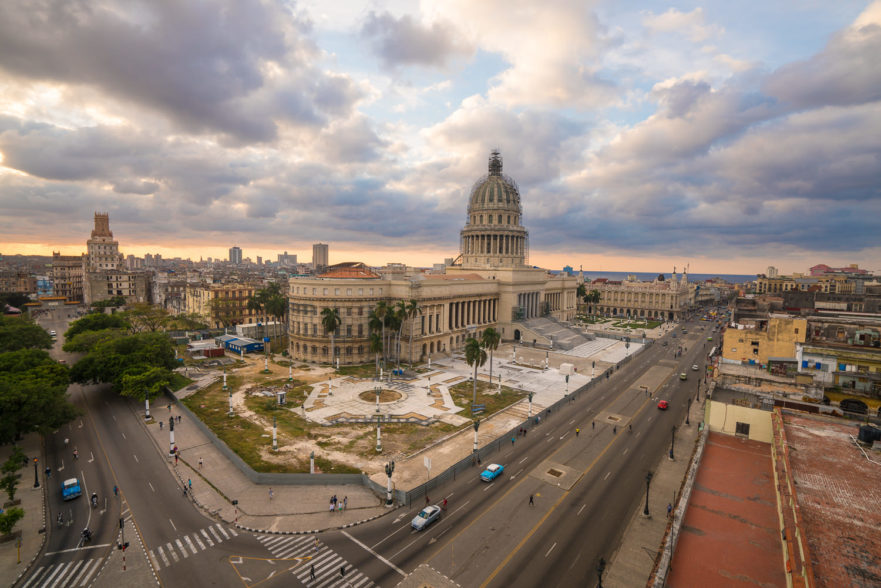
xmin=0 ymin=433 xmax=46 ymax=587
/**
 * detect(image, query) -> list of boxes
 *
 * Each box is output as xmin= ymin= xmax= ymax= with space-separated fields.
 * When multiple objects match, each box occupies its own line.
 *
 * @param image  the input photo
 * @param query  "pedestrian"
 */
xmin=174 ymin=454 xmax=179 ymax=465
xmin=199 ymin=457 xmax=203 ymax=469
xmin=529 ymin=494 xmax=534 ymax=506
xmin=338 ymin=503 xmax=342 ymax=513
xmin=269 ymin=488 xmax=274 ymax=501
xmin=667 ymin=503 xmax=673 ymax=518
xmin=188 ymin=478 xmax=192 ymax=490
xmin=113 ymin=485 xmax=118 ymax=496
xmin=329 ymin=502 xmax=334 ymax=512
xmin=343 ymin=496 xmax=347 ymax=510
xmin=310 ymin=564 xmax=316 ymax=580
xmin=613 ymin=426 xmax=617 ymax=435
xmin=576 ymin=428 xmax=580 ymax=437
xmin=177 ymin=415 xmax=181 ymax=424
xmin=168 ymin=403 xmax=171 ymax=411
xmin=340 ymin=565 xmax=346 ymax=578
xmin=629 ymin=424 xmax=632 ymax=433
xmin=183 ymin=486 xmax=187 ymax=497
xmin=159 ymin=421 xmax=163 ymax=430
xmin=511 ymin=436 xmax=515 ymax=446
xmin=314 ymin=537 xmax=319 ymax=553
xmin=73 ymin=448 xmax=78 ymax=460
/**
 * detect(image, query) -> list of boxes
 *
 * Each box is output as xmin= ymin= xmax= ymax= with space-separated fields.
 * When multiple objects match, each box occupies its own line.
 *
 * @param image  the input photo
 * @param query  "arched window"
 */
xmin=321 ymin=346 xmax=328 ymax=356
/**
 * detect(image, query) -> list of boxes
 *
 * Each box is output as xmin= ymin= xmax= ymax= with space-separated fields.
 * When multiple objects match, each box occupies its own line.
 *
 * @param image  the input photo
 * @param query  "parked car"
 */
xmin=679 ymin=373 xmax=687 ymax=381
xmin=480 ymin=463 xmax=504 ymax=482
xmin=411 ymin=505 xmax=442 ymax=531
xmin=49 ymin=330 xmax=57 ymax=337
xmin=658 ymin=400 xmax=669 ymax=410
xmin=691 ymin=364 xmax=699 ymax=371
xmin=840 ymin=398 xmax=868 ymax=415
xmin=62 ymin=477 xmax=82 ymax=501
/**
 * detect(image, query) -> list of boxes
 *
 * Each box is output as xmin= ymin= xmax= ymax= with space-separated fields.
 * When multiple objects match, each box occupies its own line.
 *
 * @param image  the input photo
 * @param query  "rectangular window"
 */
xmin=335 ymin=288 xmax=340 ymax=295
xmin=735 ymin=422 xmax=750 ymax=437
xmin=346 ymin=307 xmax=352 ymax=316
xmin=347 ymin=288 xmax=352 ymax=295
xmin=323 ymin=288 xmax=328 ymax=295
xmin=358 ymin=324 xmax=363 ymax=336
xmin=369 ymin=288 xmax=374 ymax=295
xmin=358 ymin=288 xmax=363 ymax=295
xmin=346 ymin=325 xmax=352 ymax=337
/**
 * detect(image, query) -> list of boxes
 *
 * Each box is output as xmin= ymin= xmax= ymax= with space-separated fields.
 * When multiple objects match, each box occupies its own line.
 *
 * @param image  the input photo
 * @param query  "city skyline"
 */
xmin=1 ymin=1 xmax=880 ymax=275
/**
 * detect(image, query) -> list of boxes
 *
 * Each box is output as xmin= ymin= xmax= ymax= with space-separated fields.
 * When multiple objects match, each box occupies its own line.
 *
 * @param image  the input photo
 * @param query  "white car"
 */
xmin=411 ymin=505 xmax=442 ymax=531
xmin=691 ymin=364 xmax=699 ymax=371
xmin=49 ymin=330 xmax=57 ymax=337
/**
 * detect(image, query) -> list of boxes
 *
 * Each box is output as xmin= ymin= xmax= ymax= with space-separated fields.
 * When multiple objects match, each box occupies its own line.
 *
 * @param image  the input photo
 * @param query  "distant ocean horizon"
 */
xmin=568 ymin=270 xmax=756 ymax=284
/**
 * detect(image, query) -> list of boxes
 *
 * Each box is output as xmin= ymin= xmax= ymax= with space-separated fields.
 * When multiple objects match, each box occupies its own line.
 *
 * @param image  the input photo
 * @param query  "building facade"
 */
xmin=229 ymin=246 xmax=243 ymax=265
xmin=185 ymin=282 xmax=262 ymax=328
xmin=81 ymin=213 xmax=150 ymax=305
xmin=312 ymin=243 xmax=329 ymax=270
xmin=51 ymin=252 xmax=85 ymax=302
xmin=588 ymin=273 xmax=691 ymax=321
xmin=287 ymin=151 xmax=579 ymax=365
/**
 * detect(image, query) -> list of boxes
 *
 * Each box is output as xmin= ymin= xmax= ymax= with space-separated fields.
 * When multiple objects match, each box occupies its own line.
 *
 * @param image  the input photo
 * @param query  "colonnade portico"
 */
xmin=517 ymin=291 xmax=542 ymax=319
xmin=449 ymin=298 xmax=497 ymax=329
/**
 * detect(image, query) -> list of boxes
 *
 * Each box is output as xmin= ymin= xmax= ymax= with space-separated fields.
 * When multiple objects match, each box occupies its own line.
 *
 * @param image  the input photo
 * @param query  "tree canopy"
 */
xmin=0 ymin=348 xmax=78 ymax=444
xmin=64 ymin=313 xmax=130 ymax=340
xmin=0 ymin=315 xmax=53 ymax=352
xmin=124 ymin=303 xmax=171 ymax=333
xmin=68 ymin=331 xmax=176 ymax=399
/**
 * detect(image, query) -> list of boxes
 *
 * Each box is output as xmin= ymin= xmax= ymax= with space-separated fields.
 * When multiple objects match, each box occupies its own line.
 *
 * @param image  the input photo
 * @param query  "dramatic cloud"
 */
xmin=361 ymin=11 xmax=472 ymax=69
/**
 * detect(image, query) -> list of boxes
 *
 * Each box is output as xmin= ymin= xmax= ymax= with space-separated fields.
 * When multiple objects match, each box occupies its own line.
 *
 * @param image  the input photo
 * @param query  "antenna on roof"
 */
xmin=488 ymin=150 xmax=502 ymax=175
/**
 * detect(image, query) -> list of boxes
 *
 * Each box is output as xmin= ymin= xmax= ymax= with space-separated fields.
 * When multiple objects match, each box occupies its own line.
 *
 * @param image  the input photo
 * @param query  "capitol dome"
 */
xmin=459 ymin=151 xmax=529 ymax=269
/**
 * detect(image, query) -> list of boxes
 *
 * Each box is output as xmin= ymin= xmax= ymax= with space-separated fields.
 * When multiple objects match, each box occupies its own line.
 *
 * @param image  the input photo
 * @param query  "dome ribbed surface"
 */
xmin=467 ymin=151 xmax=522 ymax=214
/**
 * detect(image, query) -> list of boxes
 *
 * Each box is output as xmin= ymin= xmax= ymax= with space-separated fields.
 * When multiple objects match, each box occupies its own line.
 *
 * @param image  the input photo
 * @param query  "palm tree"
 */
xmin=480 ymin=327 xmax=501 ymax=384
xmin=464 ymin=337 xmax=487 ymax=405
xmin=405 ymin=299 xmax=421 ymax=366
xmin=368 ymin=332 xmax=383 ymax=376
xmin=576 ymin=284 xmax=587 ymax=300
xmin=393 ymin=300 xmax=407 ymax=366
xmin=320 ymin=307 xmax=341 ymax=367
xmin=373 ymin=301 xmax=389 ymax=364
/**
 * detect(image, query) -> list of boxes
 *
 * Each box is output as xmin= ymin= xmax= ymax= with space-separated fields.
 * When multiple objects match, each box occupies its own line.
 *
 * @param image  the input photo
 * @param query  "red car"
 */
xmin=657 ymin=400 xmax=669 ymax=410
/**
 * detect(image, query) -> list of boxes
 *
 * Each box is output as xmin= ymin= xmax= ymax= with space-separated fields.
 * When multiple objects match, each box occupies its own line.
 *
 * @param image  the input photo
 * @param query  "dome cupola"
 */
xmin=460 ymin=150 xmax=529 ymax=268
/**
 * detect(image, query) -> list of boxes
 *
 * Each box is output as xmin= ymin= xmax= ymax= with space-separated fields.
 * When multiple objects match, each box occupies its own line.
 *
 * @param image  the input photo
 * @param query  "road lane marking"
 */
xmin=201 ymin=529 xmax=215 ymax=547
xmin=175 ymin=538 xmax=189 ymax=558
xmin=208 ymin=526 xmax=222 ymax=542
xmin=560 ymin=432 xmax=569 ymax=440
xmin=604 ymin=471 xmax=611 ymax=480
xmin=545 ymin=542 xmax=557 ymax=558
xmin=193 ymin=533 xmax=206 ymax=550
xmin=88 ymin=452 xmax=94 ymax=463
xmin=519 ymin=457 xmax=529 ymax=464
xmin=569 ymin=419 xmax=575 ymax=424
xmin=546 ymin=437 xmax=554 ymax=443
xmin=121 ymin=432 xmax=126 ymax=440
xmin=57 ymin=460 xmax=64 ymax=472
xmin=166 ymin=543 xmax=179 ymax=563
xmin=509 ymin=468 xmax=524 ymax=481
xmin=577 ymin=504 xmax=586 ymax=516
xmin=623 ymin=448 xmax=629 ymax=455
xmin=77 ymin=559 xmax=102 ymax=586
xmin=44 ymin=544 xmax=112 ymax=555
xmin=483 ymin=482 xmax=495 ymax=491
xmin=169 ymin=518 xmax=177 ymax=531
xmin=342 ymin=530 xmax=406 ymax=577
xmin=216 ymin=524 xmax=230 ymax=539
xmin=148 ymin=482 xmax=155 ymax=492
xmin=184 ymin=535 xmax=198 ymax=555
xmin=133 ymin=454 xmax=138 ymax=463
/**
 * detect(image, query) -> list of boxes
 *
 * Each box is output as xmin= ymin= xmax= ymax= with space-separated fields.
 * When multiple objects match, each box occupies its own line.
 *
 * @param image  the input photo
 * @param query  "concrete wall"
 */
xmin=706 ymin=400 xmax=773 ymax=443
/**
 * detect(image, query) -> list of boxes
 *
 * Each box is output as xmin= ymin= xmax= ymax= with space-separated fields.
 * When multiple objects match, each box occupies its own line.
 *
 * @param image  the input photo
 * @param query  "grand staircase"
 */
xmin=516 ymin=317 xmax=592 ymax=350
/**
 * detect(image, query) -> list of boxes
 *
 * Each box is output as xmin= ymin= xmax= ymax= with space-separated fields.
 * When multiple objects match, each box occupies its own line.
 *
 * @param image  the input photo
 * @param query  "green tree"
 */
xmin=320 ymin=307 xmax=341 ymax=366
xmin=373 ymin=301 xmax=390 ymax=364
xmin=247 ymin=282 xmax=288 ymax=325
xmin=368 ymin=332 xmax=383 ymax=376
xmin=69 ymin=332 xmax=176 ymax=397
xmin=124 ymin=303 xmax=170 ymax=333
xmin=0 ymin=507 xmax=24 ymax=536
xmin=405 ymin=299 xmax=421 ymax=366
xmin=206 ymin=296 xmax=239 ymax=328
xmin=91 ymin=295 xmax=126 ymax=310
xmin=0 ymin=316 xmax=52 ymax=352
xmin=0 ymin=349 xmax=77 ymax=444
xmin=164 ymin=313 xmax=208 ymax=331
xmin=64 ymin=313 xmax=129 ymax=341
xmin=576 ymin=284 xmax=587 ymax=300
xmin=63 ymin=328 xmax=127 ymax=353
xmin=464 ymin=337 xmax=487 ymax=405
xmin=480 ymin=327 xmax=501 ymax=384
xmin=120 ymin=365 xmax=173 ymax=400
xmin=0 ymin=293 xmax=30 ymax=309
xmin=1 ymin=473 xmax=18 ymax=502
xmin=392 ymin=300 xmax=407 ymax=366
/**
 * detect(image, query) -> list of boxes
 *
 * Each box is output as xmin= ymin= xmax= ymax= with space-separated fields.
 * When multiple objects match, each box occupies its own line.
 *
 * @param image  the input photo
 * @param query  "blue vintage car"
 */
xmin=62 ymin=477 xmax=82 ymax=501
xmin=480 ymin=463 xmax=504 ymax=482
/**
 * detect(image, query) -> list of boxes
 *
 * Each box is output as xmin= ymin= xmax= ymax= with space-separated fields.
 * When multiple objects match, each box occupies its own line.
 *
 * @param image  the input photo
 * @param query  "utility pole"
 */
xmin=384 ymin=461 xmax=395 ymax=506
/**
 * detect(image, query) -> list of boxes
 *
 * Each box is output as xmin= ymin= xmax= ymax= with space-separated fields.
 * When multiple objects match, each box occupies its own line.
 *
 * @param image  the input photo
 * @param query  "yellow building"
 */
xmin=185 ymin=283 xmax=262 ymax=329
xmin=722 ymin=316 xmax=807 ymax=366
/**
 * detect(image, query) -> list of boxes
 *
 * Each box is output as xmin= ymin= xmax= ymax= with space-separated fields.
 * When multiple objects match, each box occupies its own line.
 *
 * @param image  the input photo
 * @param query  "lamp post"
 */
xmin=670 ymin=425 xmax=676 ymax=460
xmin=686 ymin=396 xmax=692 ymax=425
xmin=168 ymin=416 xmax=175 ymax=455
xmin=222 ymin=368 xmax=227 ymax=391
xmin=228 ymin=389 xmax=234 ymax=417
xmin=272 ymin=416 xmax=278 ymax=452
xmin=309 ymin=451 xmax=315 ymax=474
xmin=376 ymin=415 xmax=382 ymax=453
xmin=144 ymin=390 xmax=151 ymax=421
xmin=472 ymin=418 xmax=481 ymax=464
xmin=289 ymin=363 xmax=293 ymax=382
xmin=643 ymin=471 xmax=653 ymax=516
xmin=596 ymin=557 xmax=606 ymax=588
xmin=375 ymin=385 xmax=380 ymax=413
xmin=384 ymin=460 xmax=395 ymax=506
xmin=528 ymin=393 xmax=534 ymax=417
xmin=33 ymin=457 xmax=39 ymax=488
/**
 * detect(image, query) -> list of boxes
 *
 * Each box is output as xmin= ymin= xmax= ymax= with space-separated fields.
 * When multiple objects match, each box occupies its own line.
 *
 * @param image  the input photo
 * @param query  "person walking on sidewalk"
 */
xmin=576 ymin=428 xmax=580 ymax=437
xmin=199 ymin=457 xmax=203 ymax=469
xmin=310 ymin=564 xmax=315 ymax=581
xmin=269 ymin=487 xmax=274 ymax=501
xmin=73 ymin=448 xmax=78 ymax=460
xmin=343 ymin=496 xmax=347 ymax=510
xmin=188 ymin=478 xmax=192 ymax=490
xmin=511 ymin=436 xmax=515 ymax=446
xmin=159 ymin=421 xmax=163 ymax=430
xmin=529 ymin=494 xmax=534 ymax=506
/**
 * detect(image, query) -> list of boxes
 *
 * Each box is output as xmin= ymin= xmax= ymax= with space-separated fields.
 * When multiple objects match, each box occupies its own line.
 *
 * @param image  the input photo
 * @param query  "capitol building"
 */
xmin=287 ymin=151 xmax=579 ymax=365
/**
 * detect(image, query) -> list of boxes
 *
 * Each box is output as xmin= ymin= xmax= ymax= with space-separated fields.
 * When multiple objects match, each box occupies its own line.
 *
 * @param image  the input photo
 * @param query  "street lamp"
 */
xmin=596 ymin=557 xmax=606 ymax=588
xmin=472 ymin=418 xmax=481 ymax=464
xmin=686 ymin=396 xmax=692 ymax=425
xmin=376 ymin=414 xmax=382 ymax=453
xmin=33 ymin=457 xmax=39 ymax=488
xmin=670 ymin=425 xmax=676 ymax=460
xmin=144 ymin=390 xmax=151 ymax=421
xmin=384 ymin=460 xmax=395 ymax=506
xmin=643 ymin=471 xmax=653 ymax=516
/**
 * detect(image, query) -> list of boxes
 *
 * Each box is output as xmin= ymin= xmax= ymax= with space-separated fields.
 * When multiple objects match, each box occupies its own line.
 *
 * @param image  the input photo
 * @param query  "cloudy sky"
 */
xmin=1 ymin=0 xmax=879 ymax=275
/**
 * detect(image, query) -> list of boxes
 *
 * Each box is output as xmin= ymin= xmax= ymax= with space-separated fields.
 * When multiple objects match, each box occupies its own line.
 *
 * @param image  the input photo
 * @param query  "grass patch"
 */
xmin=337 ymin=363 xmax=380 ymax=378
xmin=168 ymin=372 xmax=194 ymax=392
xmin=448 ymin=380 xmax=527 ymax=416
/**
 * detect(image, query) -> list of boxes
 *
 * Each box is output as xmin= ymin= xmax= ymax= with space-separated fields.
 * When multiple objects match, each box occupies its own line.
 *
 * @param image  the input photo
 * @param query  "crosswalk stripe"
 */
xmin=62 ymin=561 xmax=86 ymax=586
xmin=215 ymin=524 xmax=230 ymax=540
xmin=157 ymin=545 xmax=170 ymax=566
xmin=54 ymin=560 xmax=82 ymax=587
xmin=184 ymin=535 xmax=198 ymax=555
xmin=208 ymin=526 xmax=222 ymax=543
xmin=352 ymin=575 xmax=372 ymax=588
xmin=20 ymin=565 xmax=43 ymax=588
xmin=166 ymin=542 xmax=179 ymax=563
xmin=260 ymin=534 xmax=286 ymax=547
xmin=72 ymin=560 xmax=96 ymax=586
xmin=200 ymin=528 xmax=214 ymax=547
xmin=227 ymin=526 xmax=238 ymax=537
xmin=175 ymin=538 xmax=189 ymax=558
xmin=43 ymin=561 xmax=68 ymax=586
xmin=147 ymin=549 xmax=161 ymax=571
xmin=275 ymin=536 xmax=312 ymax=559
xmin=303 ymin=550 xmax=337 ymax=576
xmin=193 ymin=532 xmax=206 ymax=551
xmin=77 ymin=559 xmax=101 ymax=586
